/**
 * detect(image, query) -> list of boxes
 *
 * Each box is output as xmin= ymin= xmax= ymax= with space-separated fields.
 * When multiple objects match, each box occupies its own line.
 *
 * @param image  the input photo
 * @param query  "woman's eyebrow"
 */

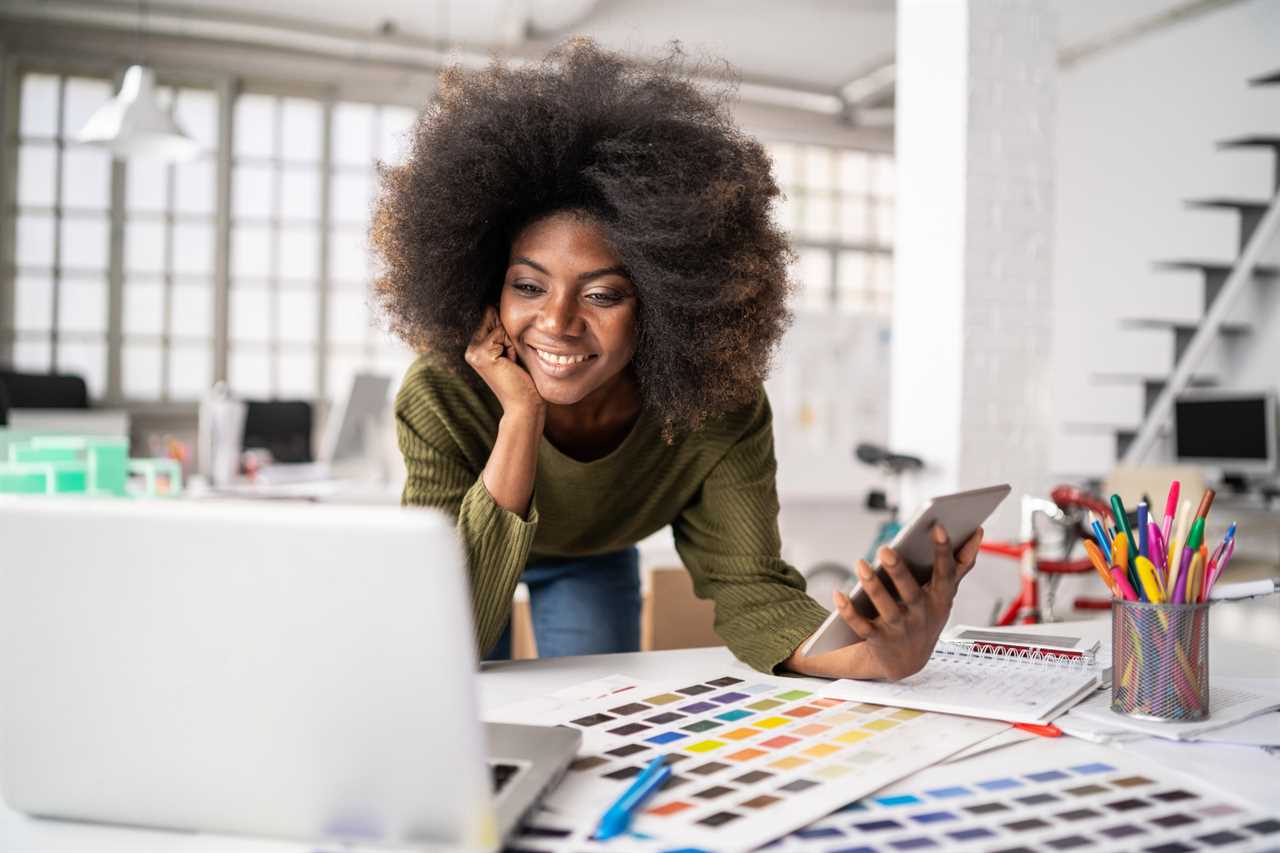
xmin=509 ymin=256 xmax=629 ymax=282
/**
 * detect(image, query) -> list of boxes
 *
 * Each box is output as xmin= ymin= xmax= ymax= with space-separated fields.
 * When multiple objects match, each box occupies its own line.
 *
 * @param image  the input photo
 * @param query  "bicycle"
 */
xmin=854 ymin=443 xmax=1114 ymax=625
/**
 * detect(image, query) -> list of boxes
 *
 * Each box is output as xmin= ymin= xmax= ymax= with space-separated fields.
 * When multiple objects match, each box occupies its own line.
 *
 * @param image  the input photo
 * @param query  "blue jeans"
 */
xmin=485 ymin=547 xmax=641 ymax=660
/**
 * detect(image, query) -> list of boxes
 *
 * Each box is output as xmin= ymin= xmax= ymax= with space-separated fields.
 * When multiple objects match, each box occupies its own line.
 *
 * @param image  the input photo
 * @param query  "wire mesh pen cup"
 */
xmin=1112 ymin=599 xmax=1210 ymax=721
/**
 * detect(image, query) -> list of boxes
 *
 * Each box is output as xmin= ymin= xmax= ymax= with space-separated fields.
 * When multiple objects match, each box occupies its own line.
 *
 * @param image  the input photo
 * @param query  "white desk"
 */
xmin=3 ymin=619 xmax=1278 ymax=852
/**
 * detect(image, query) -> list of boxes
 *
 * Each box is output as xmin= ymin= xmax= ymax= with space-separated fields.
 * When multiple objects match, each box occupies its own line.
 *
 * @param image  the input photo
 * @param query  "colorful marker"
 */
xmin=1137 ymin=502 xmax=1149 ymax=559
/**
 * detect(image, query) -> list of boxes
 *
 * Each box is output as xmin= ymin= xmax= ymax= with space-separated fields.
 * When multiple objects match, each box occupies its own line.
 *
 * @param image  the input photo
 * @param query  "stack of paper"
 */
xmin=1056 ymin=676 xmax=1280 ymax=743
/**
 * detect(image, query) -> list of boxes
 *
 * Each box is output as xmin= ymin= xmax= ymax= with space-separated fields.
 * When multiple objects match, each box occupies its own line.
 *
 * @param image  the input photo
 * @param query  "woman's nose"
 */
xmin=537 ymin=291 xmax=581 ymax=336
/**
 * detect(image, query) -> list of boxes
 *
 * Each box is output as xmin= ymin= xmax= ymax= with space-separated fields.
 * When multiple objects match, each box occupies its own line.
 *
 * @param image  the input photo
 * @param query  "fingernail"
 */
xmin=933 ymin=525 xmax=947 ymax=543
xmin=856 ymin=563 xmax=871 ymax=580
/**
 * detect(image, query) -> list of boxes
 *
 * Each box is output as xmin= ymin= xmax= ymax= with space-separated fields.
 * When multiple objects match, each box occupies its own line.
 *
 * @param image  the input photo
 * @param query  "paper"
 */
xmin=494 ymin=672 xmax=1005 ymax=851
xmin=1117 ymin=738 xmax=1280 ymax=812
xmin=1059 ymin=676 xmax=1280 ymax=742
xmin=825 ymin=648 xmax=1101 ymax=724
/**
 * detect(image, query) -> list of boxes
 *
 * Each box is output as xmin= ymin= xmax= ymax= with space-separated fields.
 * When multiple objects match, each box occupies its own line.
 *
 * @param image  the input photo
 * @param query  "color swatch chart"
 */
xmin=493 ymin=673 xmax=1004 ymax=851
xmin=760 ymin=748 xmax=1280 ymax=853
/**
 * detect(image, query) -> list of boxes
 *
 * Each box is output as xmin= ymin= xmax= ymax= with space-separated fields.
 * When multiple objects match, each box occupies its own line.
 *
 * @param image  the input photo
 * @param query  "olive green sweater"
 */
xmin=395 ymin=356 xmax=830 ymax=673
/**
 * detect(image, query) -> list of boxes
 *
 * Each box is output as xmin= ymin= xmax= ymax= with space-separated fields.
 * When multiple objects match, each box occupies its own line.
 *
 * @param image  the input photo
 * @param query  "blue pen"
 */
xmin=1091 ymin=518 xmax=1112 ymax=563
xmin=1137 ymin=502 xmax=1148 ymax=559
xmin=593 ymin=755 xmax=671 ymax=840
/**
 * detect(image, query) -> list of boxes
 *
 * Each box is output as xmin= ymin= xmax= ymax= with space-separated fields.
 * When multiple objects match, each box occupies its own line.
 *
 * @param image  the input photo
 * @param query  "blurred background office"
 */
xmin=1 ymin=0 xmax=1277 ymax=650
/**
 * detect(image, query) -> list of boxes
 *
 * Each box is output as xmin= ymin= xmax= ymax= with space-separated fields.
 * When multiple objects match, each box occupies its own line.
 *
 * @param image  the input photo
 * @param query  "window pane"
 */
xmin=802 ymin=195 xmax=834 ymax=241
xmin=772 ymin=191 xmax=797 ymax=233
xmin=14 ymin=337 xmax=53 ymax=373
xmin=837 ymin=251 xmax=870 ymax=314
xmin=173 ymin=223 xmax=214 ymax=275
xmin=333 ymin=102 xmax=374 ymax=166
xmin=330 ymin=171 xmax=372 ymax=225
xmin=234 ymin=94 xmax=275 ymax=159
xmin=16 ymin=214 xmax=56 ymax=267
xmin=277 ymin=349 xmax=316 ymax=397
xmin=61 ymin=147 xmax=111 ymax=210
xmin=872 ymin=255 xmax=894 ymax=294
xmin=872 ymin=156 xmax=895 ymax=198
xmin=60 ymin=279 xmax=108 ymax=333
xmin=173 ymin=89 xmax=218 ymax=150
xmin=229 ymin=348 xmax=272 ymax=398
xmin=126 ymin=157 xmax=169 ymax=211
xmin=173 ymin=159 xmax=215 ymax=214
xmin=123 ymin=342 xmax=163 ymax=399
xmin=794 ymin=248 xmax=833 ymax=312
xmin=233 ymin=164 xmax=274 ymax=219
xmin=328 ymin=289 xmax=371 ymax=343
xmin=280 ymin=98 xmax=321 ymax=163
xmin=232 ymin=225 xmax=272 ymax=278
xmin=124 ymin=280 xmax=165 ymax=335
xmin=377 ymin=106 xmax=417 ymax=164
xmin=839 ymin=197 xmax=869 ymax=243
xmin=56 ymin=339 xmax=106 ymax=398
xmin=60 ymin=217 xmax=110 ymax=270
xmin=230 ymin=286 xmax=270 ymax=341
xmin=873 ymin=200 xmax=895 ymax=245
xmin=280 ymin=168 xmax=321 ymax=222
xmin=20 ymin=74 xmax=59 ymax=138
xmin=62 ymin=78 xmax=113 ymax=139
xmin=278 ymin=226 xmax=319 ymax=280
xmin=767 ymin=143 xmax=796 ymax=187
xmin=801 ymin=145 xmax=834 ymax=189
xmin=329 ymin=228 xmax=369 ymax=282
xmin=18 ymin=144 xmax=57 ymax=206
xmin=278 ymin=287 xmax=318 ymax=342
xmin=125 ymin=221 xmax=167 ymax=274
xmin=171 ymin=282 xmax=213 ymax=337
xmin=169 ymin=343 xmax=213 ymax=399
xmin=839 ymin=150 xmax=871 ymax=193
xmin=15 ymin=276 xmax=54 ymax=331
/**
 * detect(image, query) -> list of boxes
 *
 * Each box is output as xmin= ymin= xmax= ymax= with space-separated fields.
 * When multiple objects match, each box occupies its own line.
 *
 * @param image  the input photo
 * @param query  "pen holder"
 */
xmin=1111 ymin=599 xmax=1210 ymax=722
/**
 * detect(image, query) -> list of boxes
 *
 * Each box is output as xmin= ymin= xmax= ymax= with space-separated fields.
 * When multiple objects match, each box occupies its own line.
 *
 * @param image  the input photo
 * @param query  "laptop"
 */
xmin=0 ymin=498 xmax=579 ymax=850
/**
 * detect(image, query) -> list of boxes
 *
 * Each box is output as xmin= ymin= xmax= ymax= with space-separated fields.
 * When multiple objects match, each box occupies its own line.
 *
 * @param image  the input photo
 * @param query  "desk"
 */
xmin=2 ymin=620 xmax=1278 ymax=852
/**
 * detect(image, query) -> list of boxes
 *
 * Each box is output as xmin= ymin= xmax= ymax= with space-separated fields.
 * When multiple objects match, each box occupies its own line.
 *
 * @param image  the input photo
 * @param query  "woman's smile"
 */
xmin=527 ymin=345 xmax=599 ymax=374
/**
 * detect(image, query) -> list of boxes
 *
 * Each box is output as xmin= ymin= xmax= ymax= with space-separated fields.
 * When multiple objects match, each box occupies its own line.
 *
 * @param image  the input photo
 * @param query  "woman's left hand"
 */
xmin=785 ymin=525 xmax=984 ymax=681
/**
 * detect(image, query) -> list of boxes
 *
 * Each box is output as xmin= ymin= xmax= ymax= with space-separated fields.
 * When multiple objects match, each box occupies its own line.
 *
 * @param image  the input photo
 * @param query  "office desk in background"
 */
xmin=2 ymin=619 xmax=1278 ymax=852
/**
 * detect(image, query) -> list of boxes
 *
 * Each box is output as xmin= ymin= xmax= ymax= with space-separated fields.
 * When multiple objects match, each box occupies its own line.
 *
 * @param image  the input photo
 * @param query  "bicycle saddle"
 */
xmin=854 ymin=443 xmax=924 ymax=473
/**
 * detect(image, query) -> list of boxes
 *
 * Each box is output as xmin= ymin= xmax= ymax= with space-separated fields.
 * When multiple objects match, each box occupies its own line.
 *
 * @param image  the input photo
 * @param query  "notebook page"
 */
xmin=825 ymin=651 xmax=1100 ymax=724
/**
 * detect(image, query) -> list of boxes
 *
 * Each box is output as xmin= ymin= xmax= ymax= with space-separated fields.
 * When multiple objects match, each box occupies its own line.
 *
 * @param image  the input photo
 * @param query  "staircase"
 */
xmin=1089 ymin=68 xmax=1280 ymax=464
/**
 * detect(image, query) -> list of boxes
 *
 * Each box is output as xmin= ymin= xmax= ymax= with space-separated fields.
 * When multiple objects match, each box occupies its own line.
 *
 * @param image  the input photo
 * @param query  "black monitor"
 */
xmin=1173 ymin=391 xmax=1277 ymax=474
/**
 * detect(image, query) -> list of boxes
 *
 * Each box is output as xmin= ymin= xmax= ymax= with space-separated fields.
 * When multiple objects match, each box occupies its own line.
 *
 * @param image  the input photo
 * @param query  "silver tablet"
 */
xmin=798 ymin=483 xmax=1011 ymax=658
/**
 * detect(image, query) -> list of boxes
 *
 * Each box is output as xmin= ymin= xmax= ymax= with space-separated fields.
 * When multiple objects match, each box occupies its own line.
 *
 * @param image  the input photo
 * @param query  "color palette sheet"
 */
xmin=492 ymin=673 xmax=1006 ymax=851
xmin=759 ymin=741 xmax=1280 ymax=852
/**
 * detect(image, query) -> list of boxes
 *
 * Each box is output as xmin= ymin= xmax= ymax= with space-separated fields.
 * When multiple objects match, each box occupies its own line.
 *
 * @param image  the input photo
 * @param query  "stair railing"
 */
xmin=1123 ymin=187 xmax=1280 ymax=463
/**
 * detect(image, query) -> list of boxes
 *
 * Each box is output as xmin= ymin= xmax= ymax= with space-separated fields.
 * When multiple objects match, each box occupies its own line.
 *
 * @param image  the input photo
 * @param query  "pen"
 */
xmin=1134 ymin=556 xmax=1165 ymax=603
xmin=1137 ymin=502 xmax=1149 ymax=559
xmin=1083 ymin=540 xmax=1118 ymax=595
xmin=1147 ymin=520 xmax=1165 ymax=575
xmin=1090 ymin=515 xmax=1113 ymax=563
xmin=1209 ymin=578 xmax=1279 ymax=601
xmin=1194 ymin=488 xmax=1216 ymax=522
xmin=593 ymin=755 xmax=671 ymax=840
xmin=1110 ymin=566 xmax=1139 ymax=601
xmin=1013 ymin=722 xmax=1062 ymax=737
xmin=1169 ymin=498 xmax=1192 ymax=571
xmin=1161 ymin=480 xmax=1179 ymax=553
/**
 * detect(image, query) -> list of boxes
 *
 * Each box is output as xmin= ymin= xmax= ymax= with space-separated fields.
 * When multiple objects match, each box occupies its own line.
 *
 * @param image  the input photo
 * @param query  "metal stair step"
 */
xmin=1092 ymin=372 xmax=1218 ymax=387
xmin=1152 ymin=259 xmax=1278 ymax=278
xmin=1217 ymin=136 xmax=1280 ymax=191
xmin=1184 ymin=198 xmax=1271 ymax=251
xmin=1249 ymin=69 xmax=1280 ymax=86
xmin=1119 ymin=318 xmax=1251 ymax=334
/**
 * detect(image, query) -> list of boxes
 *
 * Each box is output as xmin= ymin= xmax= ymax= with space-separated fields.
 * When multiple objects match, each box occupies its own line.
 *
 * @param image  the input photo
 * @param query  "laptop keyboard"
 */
xmin=490 ymin=761 xmax=521 ymax=793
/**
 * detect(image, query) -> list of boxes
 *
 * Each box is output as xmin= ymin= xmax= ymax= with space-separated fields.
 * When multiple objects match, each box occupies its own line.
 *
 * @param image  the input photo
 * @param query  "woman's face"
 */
xmin=499 ymin=212 xmax=638 ymax=408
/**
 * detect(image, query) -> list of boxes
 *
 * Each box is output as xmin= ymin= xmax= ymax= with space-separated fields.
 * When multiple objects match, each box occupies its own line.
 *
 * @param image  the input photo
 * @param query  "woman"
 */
xmin=373 ymin=39 xmax=981 ymax=679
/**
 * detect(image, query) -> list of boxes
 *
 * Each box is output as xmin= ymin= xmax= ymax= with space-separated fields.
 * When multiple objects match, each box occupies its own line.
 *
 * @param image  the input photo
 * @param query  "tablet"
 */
xmin=798 ymin=483 xmax=1011 ymax=658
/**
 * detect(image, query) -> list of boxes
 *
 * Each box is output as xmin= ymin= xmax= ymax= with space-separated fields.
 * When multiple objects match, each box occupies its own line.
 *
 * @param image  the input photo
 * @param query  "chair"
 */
xmin=0 ymin=371 xmax=90 ymax=412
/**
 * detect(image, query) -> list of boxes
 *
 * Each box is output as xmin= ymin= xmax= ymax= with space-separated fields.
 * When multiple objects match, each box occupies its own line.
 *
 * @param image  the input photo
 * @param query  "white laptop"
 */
xmin=0 ymin=498 xmax=579 ymax=850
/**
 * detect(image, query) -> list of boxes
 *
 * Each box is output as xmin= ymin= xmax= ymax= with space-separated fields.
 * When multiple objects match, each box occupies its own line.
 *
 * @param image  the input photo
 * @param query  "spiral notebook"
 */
xmin=825 ymin=629 xmax=1105 ymax=724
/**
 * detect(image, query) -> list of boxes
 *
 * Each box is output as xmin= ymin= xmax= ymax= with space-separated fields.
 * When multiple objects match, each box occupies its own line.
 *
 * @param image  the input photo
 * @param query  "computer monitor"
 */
xmin=321 ymin=372 xmax=393 ymax=464
xmin=1173 ymin=390 xmax=1277 ymax=474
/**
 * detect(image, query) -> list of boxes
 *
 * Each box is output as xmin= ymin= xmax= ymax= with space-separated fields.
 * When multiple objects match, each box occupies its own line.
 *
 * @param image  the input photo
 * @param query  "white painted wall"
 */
xmin=1051 ymin=0 xmax=1280 ymax=477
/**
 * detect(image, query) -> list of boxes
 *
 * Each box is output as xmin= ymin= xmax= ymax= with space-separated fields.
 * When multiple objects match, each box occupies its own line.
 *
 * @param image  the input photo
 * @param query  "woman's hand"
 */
xmin=785 ymin=525 xmax=984 ymax=681
xmin=464 ymin=306 xmax=544 ymax=418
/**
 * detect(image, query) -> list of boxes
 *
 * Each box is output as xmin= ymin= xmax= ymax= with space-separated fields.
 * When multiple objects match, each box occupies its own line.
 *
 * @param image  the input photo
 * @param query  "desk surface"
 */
xmin=3 ymin=620 xmax=1278 ymax=852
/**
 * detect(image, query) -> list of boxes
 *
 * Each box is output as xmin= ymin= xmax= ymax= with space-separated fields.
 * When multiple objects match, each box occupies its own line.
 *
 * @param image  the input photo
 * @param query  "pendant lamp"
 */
xmin=76 ymin=64 xmax=201 ymax=161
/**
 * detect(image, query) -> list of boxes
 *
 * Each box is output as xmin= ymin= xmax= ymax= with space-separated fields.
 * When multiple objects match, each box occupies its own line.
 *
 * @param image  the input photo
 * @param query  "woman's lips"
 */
xmin=529 ymin=345 xmax=599 ymax=376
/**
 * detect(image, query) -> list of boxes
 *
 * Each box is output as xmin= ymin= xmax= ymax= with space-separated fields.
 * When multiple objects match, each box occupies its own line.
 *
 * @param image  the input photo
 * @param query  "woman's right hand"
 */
xmin=464 ymin=306 xmax=544 ymax=418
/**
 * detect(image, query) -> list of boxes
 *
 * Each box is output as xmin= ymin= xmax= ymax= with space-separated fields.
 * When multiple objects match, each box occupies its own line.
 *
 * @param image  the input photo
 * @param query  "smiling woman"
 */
xmin=371 ymin=39 xmax=978 ymax=678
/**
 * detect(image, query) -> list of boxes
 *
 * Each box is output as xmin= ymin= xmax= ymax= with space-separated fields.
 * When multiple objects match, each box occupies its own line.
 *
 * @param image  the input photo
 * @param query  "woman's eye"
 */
xmin=511 ymin=281 xmax=543 ymax=295
xmin=586 ymin=292 xmax=623 ymax=305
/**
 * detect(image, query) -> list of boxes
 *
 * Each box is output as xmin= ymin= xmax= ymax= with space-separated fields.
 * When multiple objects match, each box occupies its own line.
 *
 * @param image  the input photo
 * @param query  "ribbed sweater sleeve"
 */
xmin=673 ymin=391 xmax=831 ymax=674
xmin=395 ymin=366 xmax=537 ymax=658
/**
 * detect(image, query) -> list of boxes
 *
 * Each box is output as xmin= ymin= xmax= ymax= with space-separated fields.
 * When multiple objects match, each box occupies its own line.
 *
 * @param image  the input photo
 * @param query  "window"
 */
xmin=122 ymin=85 xmax=219 ymax=401
xmin=767 ymin=142 xmax=894 ymax=316
xmin=11 ymin=73 xmax=114 ymax=397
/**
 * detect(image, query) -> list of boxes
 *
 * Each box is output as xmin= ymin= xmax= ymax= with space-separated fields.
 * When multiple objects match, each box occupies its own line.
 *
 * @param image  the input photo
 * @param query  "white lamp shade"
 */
xmin=76 ymin=65 xmax=202 ymax=162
